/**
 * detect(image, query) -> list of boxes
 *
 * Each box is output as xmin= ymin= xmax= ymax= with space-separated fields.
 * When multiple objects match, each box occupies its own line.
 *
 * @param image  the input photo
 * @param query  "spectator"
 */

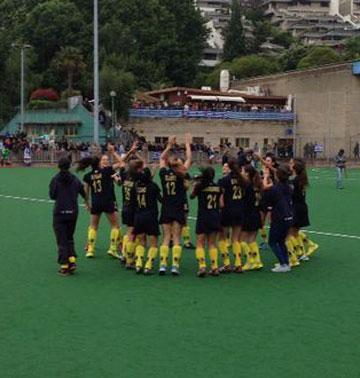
xmin=335 ymin=149 xmax=346 ymax=190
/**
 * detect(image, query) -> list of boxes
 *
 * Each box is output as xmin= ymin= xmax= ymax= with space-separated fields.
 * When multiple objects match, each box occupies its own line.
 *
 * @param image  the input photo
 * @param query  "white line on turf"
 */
xmin=1 ymin=193 xmax=360 ymax=241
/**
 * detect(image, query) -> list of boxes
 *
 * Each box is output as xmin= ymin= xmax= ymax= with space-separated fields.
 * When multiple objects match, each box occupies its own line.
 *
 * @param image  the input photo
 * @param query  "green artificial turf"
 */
xmin=0 ymin=166 xmax=359 ymax=377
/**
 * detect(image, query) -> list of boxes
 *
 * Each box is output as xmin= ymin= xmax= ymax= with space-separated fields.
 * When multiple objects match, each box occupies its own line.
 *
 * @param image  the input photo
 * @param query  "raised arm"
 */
xmin=122 ymin=141 xmax=138 ymax=163
xmin=108 ymin=143 xmax=125 ymax=169
xmin=184 ymin=133 xmax=192 ymax=170
xmin=160 ymin=136 xmax=175 ymax=168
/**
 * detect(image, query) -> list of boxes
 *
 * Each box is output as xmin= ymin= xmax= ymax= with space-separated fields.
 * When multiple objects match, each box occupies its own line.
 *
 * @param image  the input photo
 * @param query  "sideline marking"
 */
xmin=1 ymin=193 xmax=360 ymax=241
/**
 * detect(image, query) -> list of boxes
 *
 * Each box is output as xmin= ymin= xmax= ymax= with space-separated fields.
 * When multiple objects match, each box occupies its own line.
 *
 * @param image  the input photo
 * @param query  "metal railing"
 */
xmin=129 ymin=109 xmax=295 ymax=121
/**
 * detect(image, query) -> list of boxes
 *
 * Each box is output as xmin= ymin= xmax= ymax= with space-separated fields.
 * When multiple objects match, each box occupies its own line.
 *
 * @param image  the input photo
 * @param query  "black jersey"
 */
xmin=196 ymin=183 xmax=221 ymax=217
xmin=264 ymin=182 xmax=293 ymax=224
xmin=159 ymin=167 xmax=186 ymax=210
xmin=119 ymin=167 xmax=136 ymax=209
xmin=83 ymin=166 xmax=116 ymax=207
xmin=193 ymin=182 xmax=222 ymax=234
xmin=218 ymin=172 xmax=244 ymax=210
xmin=291 ymin=176 xmax=306 ymax=205
xmin=243 ymin=184 xmax=262 ymax=213
xmin=134 ymin=181 xmax=161 ymax=216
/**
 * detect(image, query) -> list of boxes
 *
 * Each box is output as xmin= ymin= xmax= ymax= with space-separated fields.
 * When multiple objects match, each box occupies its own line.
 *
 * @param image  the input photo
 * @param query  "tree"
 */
xmin=344 ymin=37 xmax=360 ymax=60
xmin=280 ymin=44 xmax=308 ymax=71
xmin=100 ymin=59 xmax=136 ymax=122
xmin=230 ymin=55 xmax=281 ymax=80
xmin=23 ymin=0 xmax=86 ymax=71
xmin=51 ymin=47 xmax=86 ymax=93
xmin=223 ymin=0 xmax=247 ymax=61
xmin=297 ymin=46 xmax=341 ymax=70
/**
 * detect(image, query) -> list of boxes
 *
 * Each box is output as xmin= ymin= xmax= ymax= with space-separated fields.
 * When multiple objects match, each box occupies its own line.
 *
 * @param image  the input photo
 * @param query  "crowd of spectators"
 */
xmin=132 ymin=101 xmax=290 ymax=113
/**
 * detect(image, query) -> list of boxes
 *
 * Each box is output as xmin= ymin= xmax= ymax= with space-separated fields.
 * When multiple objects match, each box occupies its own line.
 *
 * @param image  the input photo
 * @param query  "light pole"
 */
xmin=93 ymin=0 xmax=100 ymax=144
xmin=12 ymin=43 xmax=31 ymax=132
xmin=110 ymin=90 xmax=116 ymax=139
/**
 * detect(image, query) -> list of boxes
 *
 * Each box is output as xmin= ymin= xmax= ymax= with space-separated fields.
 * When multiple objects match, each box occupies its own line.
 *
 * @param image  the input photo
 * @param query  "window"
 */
xmin=154 ymin=136 xmax=168 ymax=144
xmin=64 ymin=125 xmax=78 ymax=137
xmin=220 ymin=137 xmax=229 ymax=145
xmin=235 ymin=138 xmax=250 ymax=148
xmin=192 ymin=137 xmax=204 ymax=144
xmin=263 ymin=138 xmax=269 ymax=146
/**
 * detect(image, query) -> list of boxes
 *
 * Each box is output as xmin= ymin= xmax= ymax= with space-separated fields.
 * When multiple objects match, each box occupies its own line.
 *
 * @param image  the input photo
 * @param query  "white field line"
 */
xmin=1 ymin=193 xmax=360 ymax=241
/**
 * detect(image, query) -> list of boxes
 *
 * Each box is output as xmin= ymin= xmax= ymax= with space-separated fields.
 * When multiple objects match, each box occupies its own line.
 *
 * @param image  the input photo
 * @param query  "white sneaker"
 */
xmin=171 ymin=266 xmax=180 ymax=276
xmin=159 ymin=266 xmax=167 ymax=276
xmin=271 ymin=264 xmax=291 ymax=273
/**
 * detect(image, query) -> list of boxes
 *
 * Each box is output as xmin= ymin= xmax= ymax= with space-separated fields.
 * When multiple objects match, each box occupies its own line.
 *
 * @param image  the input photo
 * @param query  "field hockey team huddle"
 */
xmin=49 ymin=133 xmax=319 ymax=277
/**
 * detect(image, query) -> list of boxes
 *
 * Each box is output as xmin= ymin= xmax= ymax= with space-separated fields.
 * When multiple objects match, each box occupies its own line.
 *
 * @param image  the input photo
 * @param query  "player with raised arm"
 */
xmin=158 ymin=133 xmax=192 ymax=276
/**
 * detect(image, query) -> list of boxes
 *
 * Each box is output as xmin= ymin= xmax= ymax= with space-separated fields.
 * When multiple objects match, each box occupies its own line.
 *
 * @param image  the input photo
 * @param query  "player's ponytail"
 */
xmin=76 ymin=156 xmax=100 ymax=172
xmin=244 ymin=164 xmax=263 ymax=191
xmin=276 ymin=164 xmax=292 ymax=183
xmin=293 ymin=158 xmax=309 ymax=190
xmin=228 ymin=158 xmax=246 ymax=187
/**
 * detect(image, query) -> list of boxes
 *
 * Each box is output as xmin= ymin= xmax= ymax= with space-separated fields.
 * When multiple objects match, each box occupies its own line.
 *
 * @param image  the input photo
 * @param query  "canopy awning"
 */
xmin=188 ymin=95 xmax=246 ymax=103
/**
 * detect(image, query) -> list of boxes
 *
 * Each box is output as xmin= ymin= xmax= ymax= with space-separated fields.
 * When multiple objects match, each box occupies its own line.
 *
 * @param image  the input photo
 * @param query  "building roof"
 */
xmin=145 ymin=87 xmax=287 ymax=102
xmin=3 ymin=104 xmax=97 ymax=134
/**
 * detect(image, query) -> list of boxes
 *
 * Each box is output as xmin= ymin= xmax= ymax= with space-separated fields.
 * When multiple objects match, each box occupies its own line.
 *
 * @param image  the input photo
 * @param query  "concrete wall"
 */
xmin=129 ymin=117 xmax=292 ymax=149
xmin=232 ymin=63 xmax=360 ymax=158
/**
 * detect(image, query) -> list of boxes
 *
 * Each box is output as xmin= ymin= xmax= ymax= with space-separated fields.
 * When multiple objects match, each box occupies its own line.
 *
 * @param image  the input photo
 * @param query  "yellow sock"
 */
xmin=218 ymin=239 xmax=230 ymax=266
xmin=260 ymin=227 xmax=267 ymax=242
xmin=296 ymin=234 xmax=306 ymax=256
xmin=209 ymin=248 xmax=218 ymax=270
xmin=172 ymin=245 xmax=182 ymax=268
xmin=122 ymin=234 xmax=129 ymax=254
xmin=126 ymin=241 xmax=135 ymax=265
xmin=249 ymin=242 xmax=263 ymax=268
xmin=286 ymin=238 xmax=299 ymax=266
xmin=289 ymin=236 xmax=300 ymax=256
xmin=195 ymin=247 xmax=206 ymax=269
xmin=145 ymin=247 xmax=158 ymax=270
xmin=135 ymin=236 xmax=141 ymax=246
xmin=87 ymin=228 xmax=97 ymax=253
xmin=232 ymin=242 xmax=242 ymax=267
xmin=135 ymin=245 xmax=145 ymax=269
xmin=110 ymin=228 xmax=119 ymax=253
xmin=182 ymin=226 xmax=191 ymax=244
xmin=160 ymin=245 xmax=169 ymax=267
xmin=60 ymin=264 xmax=69 ymax=269
xmin=241 ymin=242 xmax=252 ymax=270
xmin=69 ymin=256 xmax=76 ymax=263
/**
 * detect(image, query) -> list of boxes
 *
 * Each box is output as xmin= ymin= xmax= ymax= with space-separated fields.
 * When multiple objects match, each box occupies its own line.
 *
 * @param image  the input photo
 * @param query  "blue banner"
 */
xmin=129 ymin=109 xmax=295 ymax=121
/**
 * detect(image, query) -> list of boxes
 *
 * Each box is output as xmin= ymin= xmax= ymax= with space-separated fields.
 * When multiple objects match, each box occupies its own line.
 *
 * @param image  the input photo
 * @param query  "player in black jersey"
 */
xmin=217 ymin=162 xmax=232 ymax=272
xmin=241 ymin=164 xmax=264 ymax=271
xmin=263 ymin=164 xmax=293 ymax=273
xmin=257 ymin=152 xmax=278 ymax=250
xmin=132 ymin=168 xmax=162 ymax=274
xmin=288 ymin=158 xmax=318 ymax=261
xmin=77 ymin=144 xmax=124 ymax=258
xmin=218 ymin=159 xmax=247 ymax=273
xmin=181 ymin=171 xmax=195 ymax=249
xmin=115 ymin=143 xmax=146 ymax=268
xmin=158 ymin=134 xmax=192 ymax=276
xmin=191 ymin=167 xmax=222 ymax=277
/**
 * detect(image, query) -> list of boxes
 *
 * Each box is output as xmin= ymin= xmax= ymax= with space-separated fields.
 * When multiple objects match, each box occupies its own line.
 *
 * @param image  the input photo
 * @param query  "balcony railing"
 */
xmin=129 ymin=109 xmax=295 ymax=121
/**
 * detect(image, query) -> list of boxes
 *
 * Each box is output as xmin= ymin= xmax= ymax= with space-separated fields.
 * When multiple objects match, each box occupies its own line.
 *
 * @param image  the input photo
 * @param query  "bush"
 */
xmin=61 ymin=89 xmax=82 ymax=100
xmin=27 ymin=99 xmax=68 ymax=110
xmin=30 ymin=88 xmax=60 ymax=102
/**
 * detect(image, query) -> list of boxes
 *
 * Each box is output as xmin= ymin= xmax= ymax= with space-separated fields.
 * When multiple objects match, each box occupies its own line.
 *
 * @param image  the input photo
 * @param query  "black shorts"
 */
xmin=196 ymin=214 xmax=222 ymax=235
xmin=91 ymin=201 xmax=118 ymax=215
xmin=122 ymin=206 xmax=135 ymax=227
xmin=221 ymin=208 xmax=243 ymax=228
xmin=133 ymin=213 xmax=160 ymax=236
xmin=242 ymin=210 xmax=262 ymax=232
xmin=160 ymin=206 xmax=186 ymax=226
xmin=292 ymin=203 xmax=310 ymax=228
